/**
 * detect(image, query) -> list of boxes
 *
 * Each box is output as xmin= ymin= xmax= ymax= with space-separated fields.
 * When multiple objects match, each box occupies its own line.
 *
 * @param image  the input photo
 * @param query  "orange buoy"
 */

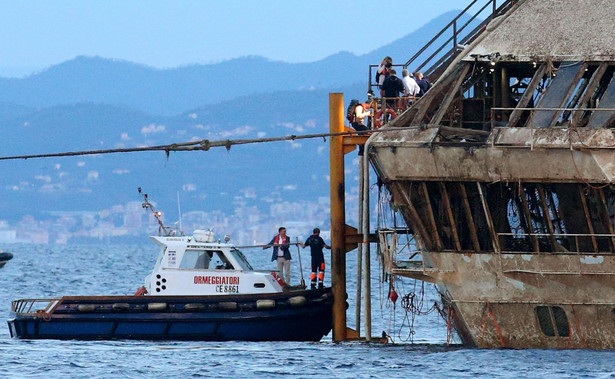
xmin=374 ymin=108 xmax=397 ymax=129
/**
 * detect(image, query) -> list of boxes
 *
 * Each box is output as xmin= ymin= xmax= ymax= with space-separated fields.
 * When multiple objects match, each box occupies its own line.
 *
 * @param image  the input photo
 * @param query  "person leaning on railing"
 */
xmin=263 ymin=227 xmax=292 ymax=285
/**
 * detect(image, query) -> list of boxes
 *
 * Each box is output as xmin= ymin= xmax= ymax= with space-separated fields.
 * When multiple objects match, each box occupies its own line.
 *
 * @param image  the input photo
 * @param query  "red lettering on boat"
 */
xmin=193 ymin=276 xmax=239 ymax=285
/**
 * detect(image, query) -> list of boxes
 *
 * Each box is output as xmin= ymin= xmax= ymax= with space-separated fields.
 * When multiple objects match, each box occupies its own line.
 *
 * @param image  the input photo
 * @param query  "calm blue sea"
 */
xmin=2 ymin=243 xmax=615 ymax=378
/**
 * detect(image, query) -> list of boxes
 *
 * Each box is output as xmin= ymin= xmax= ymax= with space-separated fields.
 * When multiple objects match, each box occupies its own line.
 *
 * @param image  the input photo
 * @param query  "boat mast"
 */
xmin=138 ymin=187 xmax=173 ymax=236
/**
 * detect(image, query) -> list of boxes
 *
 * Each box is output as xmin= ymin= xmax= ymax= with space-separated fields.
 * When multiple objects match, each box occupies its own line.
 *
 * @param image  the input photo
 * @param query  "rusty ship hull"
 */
xmin=367 ymin=0 xmax=615 ymax=348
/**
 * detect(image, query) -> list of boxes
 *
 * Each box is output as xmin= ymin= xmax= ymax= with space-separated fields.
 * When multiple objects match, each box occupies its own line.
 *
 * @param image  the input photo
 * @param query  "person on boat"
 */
xmin=301 ymin=228 xmax=331 ymax=289
xmin=264 ymin=227 xmax=292 ymax=285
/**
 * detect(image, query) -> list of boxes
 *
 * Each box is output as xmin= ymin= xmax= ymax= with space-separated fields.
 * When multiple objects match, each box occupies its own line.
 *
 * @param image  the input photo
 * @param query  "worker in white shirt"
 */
xmin=401 ymin=69 xmax=420 ymax=110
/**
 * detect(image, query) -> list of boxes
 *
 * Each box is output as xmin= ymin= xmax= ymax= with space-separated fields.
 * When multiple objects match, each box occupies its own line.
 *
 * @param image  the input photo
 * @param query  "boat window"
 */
xmin=230 ymin=248 xmax=253 ymax=270
xmin=211 ymin=250 xmax=234 ymax=270
xmin=179 ymin=250 xmax=212 ymax=269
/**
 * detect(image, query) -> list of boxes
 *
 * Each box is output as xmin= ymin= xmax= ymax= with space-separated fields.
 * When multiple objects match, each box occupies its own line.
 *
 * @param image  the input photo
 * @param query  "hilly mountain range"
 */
xmin=0 ymin=11 xmax=458 ymax=115
xmin=0 ymin=11 xmax=465 ymax=240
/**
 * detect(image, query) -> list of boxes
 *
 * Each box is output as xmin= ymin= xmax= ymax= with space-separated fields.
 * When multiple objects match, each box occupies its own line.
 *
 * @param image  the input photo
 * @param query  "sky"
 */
xmin=0 ymin=0 xmax=464 ymax=77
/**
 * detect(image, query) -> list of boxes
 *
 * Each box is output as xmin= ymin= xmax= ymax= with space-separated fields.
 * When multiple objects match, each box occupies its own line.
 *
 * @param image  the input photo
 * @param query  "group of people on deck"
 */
xmin=349 ymin=56 xmax=432 ymax=136
xmin=377 ymin=56 xmax=431 ymax=101
xmin=263 ymin=227 xmax=330 ymax=289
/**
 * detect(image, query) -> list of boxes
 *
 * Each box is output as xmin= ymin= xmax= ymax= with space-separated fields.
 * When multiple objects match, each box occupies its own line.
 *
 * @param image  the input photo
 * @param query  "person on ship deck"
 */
xmin=263 ymin=227 xmax=292 ymax=285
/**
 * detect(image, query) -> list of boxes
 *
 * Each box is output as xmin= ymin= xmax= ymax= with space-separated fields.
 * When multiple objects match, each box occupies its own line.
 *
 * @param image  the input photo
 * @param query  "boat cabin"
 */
xmin=145 ymin=230 xmax=284 ymax=296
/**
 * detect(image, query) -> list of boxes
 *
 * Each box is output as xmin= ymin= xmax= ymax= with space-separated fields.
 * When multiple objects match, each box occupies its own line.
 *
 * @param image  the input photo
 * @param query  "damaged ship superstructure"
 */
xmin=368 ymin=0 xmax=615 ymax=348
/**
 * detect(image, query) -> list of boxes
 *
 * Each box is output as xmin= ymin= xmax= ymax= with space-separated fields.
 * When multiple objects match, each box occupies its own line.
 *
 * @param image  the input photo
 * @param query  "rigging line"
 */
xmin=0 ymin=126 xmax=419 ymax=161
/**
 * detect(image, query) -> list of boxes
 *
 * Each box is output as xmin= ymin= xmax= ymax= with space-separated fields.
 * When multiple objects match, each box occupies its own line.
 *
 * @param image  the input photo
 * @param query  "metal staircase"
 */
xmin=369 ymin=0 xmax=519 ymax=91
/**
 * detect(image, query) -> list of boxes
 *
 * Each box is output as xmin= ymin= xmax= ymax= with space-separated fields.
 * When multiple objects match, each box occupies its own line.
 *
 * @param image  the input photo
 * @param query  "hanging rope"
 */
xmin=446 ymin=305 xmax=456 ymax=346
xmin=480 ymin=301 xmax=506 ymax=348
xmin=395 ymin=279 xmax=441 ymax=343
xmin=0 ymin=126 xmax=418 ymax=161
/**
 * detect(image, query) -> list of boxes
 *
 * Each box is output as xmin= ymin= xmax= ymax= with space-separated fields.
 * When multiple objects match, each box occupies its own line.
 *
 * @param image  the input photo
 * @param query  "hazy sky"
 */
xmin=0 ymin=0 xmax=464 ymax=77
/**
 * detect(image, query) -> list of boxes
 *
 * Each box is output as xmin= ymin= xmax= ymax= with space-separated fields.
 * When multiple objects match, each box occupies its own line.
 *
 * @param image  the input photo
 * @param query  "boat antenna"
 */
xmin=138 ymin=187 xmax=173 ymax=236
xmin=177 ymin=191 xmax=184 ymax=236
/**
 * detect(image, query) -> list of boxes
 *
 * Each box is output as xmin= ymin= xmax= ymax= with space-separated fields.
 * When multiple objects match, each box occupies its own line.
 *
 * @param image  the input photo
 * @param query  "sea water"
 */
xmin=1 ymin=244 xmax=615 ymax=378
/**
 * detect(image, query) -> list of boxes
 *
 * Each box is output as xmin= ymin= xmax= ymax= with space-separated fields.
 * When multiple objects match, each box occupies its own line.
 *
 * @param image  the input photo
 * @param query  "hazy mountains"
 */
xmin=0 ymin=11 xmax=461 ymax=226
xmin=0 ymin=11 xmax=457 ymax=115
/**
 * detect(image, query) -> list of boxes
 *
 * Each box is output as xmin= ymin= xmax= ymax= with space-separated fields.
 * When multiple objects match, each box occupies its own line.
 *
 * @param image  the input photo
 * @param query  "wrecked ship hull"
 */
xmin=394 ymin=251 xmax=615 ymax=348
xmin=368 ymin=0 xmax=615 ymax=349
xmin=372 ymin=140 xmax=615 ymax=348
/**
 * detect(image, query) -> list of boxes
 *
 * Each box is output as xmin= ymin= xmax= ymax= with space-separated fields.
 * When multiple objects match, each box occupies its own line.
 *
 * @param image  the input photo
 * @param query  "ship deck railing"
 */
xmin=367 ymin=0 xmax=517 ymax=94
xmin=393 ymin=231 xmax=615 ymax=257
xmin=490 ymin=107 xmax=615 ymax=131
xmin=497 ymin=232 xmax=615 ymax=255
xmin=11 ymin=298 xmax=61 ymax=315
xmin=367 ymin=96 xmax=420 ymax=117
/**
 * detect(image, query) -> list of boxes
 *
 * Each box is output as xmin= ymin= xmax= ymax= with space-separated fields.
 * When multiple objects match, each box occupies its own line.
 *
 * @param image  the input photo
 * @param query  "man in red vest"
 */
xmin=264 ymin=227 xmax=292 ymax=285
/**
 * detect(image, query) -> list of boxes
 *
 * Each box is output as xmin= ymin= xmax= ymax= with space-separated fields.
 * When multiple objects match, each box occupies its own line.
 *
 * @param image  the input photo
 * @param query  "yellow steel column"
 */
xmin=329 ymin=92 xmax=347 ymax=341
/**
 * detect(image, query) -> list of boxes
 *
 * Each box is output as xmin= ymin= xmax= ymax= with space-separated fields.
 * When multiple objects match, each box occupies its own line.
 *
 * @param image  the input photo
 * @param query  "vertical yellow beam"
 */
xmin=329 ymin=93 xmax=347 ymax=341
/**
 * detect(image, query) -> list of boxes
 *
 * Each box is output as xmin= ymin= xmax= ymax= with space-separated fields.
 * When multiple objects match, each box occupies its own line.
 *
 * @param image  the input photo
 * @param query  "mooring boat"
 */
xmin=7 ymin=193 xmax=333 ymax=341
xmin=8 ymin=231 xmax=332 ymax=341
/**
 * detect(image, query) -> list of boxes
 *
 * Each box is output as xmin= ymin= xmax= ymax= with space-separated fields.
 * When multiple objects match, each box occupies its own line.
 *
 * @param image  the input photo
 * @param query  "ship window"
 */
xmin=536 ymin=306 xmax=555 ymax=336
xmin=552 ymin=306 xmax=570 ymax=337
xmin=253 ymin=283 xmax=265 ymax=288
xmin=180 ymin=250 xmax=212 ymax=269
xmin=535 ymin=306 xmax=569 ymax=337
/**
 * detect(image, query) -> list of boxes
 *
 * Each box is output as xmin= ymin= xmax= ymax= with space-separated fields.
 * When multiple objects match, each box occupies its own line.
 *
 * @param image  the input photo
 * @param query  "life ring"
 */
xmin=36 ymin=309 xmax=52 ymax=321
xmin=270 ymin=271 xmax=286 ymax=287
xmin=374 ymin=108 xmax=397 ymax=129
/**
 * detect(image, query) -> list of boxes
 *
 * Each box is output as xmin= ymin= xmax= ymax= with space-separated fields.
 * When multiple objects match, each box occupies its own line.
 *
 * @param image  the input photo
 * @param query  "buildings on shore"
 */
xmin=0 ymin=196 xmax=339 ymax=245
